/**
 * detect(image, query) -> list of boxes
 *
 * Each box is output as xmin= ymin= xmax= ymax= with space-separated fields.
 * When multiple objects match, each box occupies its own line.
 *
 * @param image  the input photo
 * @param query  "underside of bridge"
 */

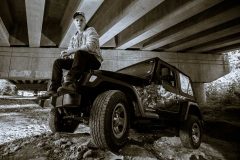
xmin=0 ymin=0 xmax=239 ymax=104
xmin=0 ymin=0 xmax=239 ymax=52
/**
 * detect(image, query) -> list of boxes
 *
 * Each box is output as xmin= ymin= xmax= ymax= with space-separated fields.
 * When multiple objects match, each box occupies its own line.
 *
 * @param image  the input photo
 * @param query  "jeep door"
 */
xmin=153 ymin=62 xmax=180 ymax=120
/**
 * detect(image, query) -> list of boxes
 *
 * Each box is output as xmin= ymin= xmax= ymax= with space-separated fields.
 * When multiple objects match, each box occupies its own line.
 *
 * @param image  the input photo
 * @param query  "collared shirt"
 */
xmin=68 ymin=27 xmax=103 ymax=63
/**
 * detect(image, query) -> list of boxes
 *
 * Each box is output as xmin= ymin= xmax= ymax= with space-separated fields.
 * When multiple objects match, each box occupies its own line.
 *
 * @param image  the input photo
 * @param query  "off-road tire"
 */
xmin=90 ymin=90 xmax=130 ymax=152
xmin=48 ymin=107 xmax=79 ymax=133
xmin=179 ymin=115 xmax=202 ymax=149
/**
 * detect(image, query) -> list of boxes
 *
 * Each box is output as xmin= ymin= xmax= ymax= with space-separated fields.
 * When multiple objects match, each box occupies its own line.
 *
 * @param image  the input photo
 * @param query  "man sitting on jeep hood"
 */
xmin=38 ymin=11 xmax=103 ymax=99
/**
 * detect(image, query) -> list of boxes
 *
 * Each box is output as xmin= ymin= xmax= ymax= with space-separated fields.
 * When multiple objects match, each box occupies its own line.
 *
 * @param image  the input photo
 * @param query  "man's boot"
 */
xmin=57 ymin=75 xmax=77 ymax=94
xmin=37 ymin=84 xmax=58 ymax=99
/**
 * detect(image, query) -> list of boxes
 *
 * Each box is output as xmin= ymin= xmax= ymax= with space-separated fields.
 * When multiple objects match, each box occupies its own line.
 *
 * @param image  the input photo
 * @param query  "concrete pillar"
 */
xmin=192 ymin=82 xmax=206 ymax=106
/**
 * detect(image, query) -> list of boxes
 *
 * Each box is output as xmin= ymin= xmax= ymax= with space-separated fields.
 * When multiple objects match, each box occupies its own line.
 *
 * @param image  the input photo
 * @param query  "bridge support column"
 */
xmin=192 ymin=83 xmax=206 ymax=106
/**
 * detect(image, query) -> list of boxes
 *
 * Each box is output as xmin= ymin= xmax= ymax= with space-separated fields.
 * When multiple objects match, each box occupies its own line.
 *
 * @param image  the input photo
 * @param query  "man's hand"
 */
xmin=60 ymin=50 xmax=72 ymax=59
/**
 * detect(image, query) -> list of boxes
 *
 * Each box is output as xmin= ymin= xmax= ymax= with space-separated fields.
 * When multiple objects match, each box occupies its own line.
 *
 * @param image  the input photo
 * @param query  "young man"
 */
xmin=39 ymin=11 xmax=102 ymax=99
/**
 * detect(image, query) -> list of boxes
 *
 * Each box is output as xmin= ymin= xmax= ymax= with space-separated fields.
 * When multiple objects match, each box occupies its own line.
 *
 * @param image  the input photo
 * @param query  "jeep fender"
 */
xmin=180 ymin=102 xmax=203 ymax=121
xmin=83 ymin=74 xmax=146 ymax=118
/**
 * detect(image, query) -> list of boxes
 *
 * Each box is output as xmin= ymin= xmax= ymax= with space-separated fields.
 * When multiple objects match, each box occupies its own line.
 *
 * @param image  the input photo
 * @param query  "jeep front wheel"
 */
xmin=48 ymin=107 xmax=79 ymax=133
xmin=90 ymin=90 xmax=130 ymax=152
xmin=179 ymin=115 xmax=202 ymax=149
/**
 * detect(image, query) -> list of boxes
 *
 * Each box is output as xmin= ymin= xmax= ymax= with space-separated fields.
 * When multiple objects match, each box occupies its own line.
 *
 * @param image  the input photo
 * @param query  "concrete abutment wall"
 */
xmin=0 ymin=47 xmax=230 ymax=104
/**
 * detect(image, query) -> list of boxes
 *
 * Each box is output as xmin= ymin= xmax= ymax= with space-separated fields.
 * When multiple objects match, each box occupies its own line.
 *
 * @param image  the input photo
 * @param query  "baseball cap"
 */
xmin=73 ymin=11 xmax=85 ymax=19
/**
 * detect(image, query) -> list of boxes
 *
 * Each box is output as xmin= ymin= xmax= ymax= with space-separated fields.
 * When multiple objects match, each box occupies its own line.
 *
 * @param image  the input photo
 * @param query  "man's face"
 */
xmin=73 ymin=15 xmax=86 ymax=30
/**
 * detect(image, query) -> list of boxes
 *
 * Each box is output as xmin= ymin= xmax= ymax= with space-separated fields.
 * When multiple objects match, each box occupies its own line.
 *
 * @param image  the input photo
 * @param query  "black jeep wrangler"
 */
xmin=39 ymin=57 xmax=203 ymax=151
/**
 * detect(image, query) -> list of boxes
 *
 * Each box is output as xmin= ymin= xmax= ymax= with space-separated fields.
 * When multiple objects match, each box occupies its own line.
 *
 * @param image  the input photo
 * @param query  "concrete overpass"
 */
xmin=0 ymin=0 xmax=239 ymax=104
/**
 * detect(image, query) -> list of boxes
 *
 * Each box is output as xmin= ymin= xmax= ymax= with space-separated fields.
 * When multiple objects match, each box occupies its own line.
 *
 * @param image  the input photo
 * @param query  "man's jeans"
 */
xmin=49 ymin=50 xmax=101 ymax=92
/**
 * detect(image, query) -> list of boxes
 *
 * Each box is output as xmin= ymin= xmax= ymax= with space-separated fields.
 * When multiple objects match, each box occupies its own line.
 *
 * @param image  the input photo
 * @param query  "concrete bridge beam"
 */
xmin=142 ymin=1 xmax=240 ymax=51
xmin=0 ymin=18 xmax=10 ymax=46
xmin=89 ymin=0 xmax=164 ymax=46
xmin=25 ymin=0 xmax=45 ymax=47
xmin=188 ymin=33 xmax=240 ymax=52
xmin=165 ymin=18 xmax=240 ymax=51
xmin=115 ymin=0 xmax=223 ymax=49
xmin=210 ymin=43 xmax=240 ymax=54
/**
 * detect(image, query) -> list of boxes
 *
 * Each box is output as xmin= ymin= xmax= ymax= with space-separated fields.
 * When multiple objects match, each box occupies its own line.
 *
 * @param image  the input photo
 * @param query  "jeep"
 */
xmin=39 ymin=57 xmax=203 ymax=151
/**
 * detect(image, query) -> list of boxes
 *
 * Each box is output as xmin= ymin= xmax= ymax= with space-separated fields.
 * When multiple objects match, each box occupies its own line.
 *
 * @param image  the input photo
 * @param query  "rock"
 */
xmin=61 ymin=144 xmax=67 ymax=149
xmin=13 ymin=146 xmax=20 ymax=152
xmin=20 ymin=142 xmax=26 ymax=147
xmin=107 ymin=153 xmax=123 ymax=160
xmin=54 ymin=140 xmax=62 ymax=148
xmin=77 ymin=144 xmax=88 ymax=152
xmin=2 ymin=152 xmax=9 ymax=156
xmin=76 ymin=151 xmax=84 ymax=159
xmin=3 ymin=147 xmax=9 ymax=152
xmin=71 ymin=137 xmax=80 ymax=144
xmin=87 ymin=140 xmax=98 ymax=149
xmin=33 ymin=156 xmax=48 ymax=160
xmin=30 ymin=137 xmax=36 ymax=142
xmin=168 ymin=155 xmax=173 ymax=159
xmin=75 ymin=144 xmax=88 ymax=159
xmin=53 ymin=148 xmax=61 ymax=153
xmin=46 ymin=132 xmax=53 ymax=137
xmin=72 ymin=136 xmax=90 ymax=144
xmin=70 ymin=145 xmax=76 ymax=152
xmin=54 ymin=132 xmax=61 ymax=140
xmin=69 ymin=152 xmax=77 ymax=160
xmin=54 ymin=138 xmax=69 ymax=148
xmin=66 ymin=141 xmax=72 ymax=146
xmin=59 ymin=138 xmax=68 ymax=144
xmin=83 ymin=149 xmax=93 ymax=158
xmin=46 ymin=150 xmax=51 ymax=156
xmin=37 ymin=142 xmax=45 ymax=147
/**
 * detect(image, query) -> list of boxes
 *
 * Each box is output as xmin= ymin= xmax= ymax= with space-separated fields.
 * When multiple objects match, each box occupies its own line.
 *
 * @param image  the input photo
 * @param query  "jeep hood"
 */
xmin=93 ymin=70 xmax=149 ymax=86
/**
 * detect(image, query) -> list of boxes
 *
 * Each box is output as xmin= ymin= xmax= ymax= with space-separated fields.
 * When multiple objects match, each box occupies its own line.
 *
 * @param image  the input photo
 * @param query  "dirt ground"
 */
xmin=0 ymin=98 xmax=240 ymax=160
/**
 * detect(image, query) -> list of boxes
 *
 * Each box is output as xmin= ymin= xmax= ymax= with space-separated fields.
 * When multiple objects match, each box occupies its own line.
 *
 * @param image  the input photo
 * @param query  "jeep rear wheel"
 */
xmin=48 ymin=107 xmax=79 ymax=133
xmin=179 ymin=115 xmax=202 ymax=149
xmin=90 ymin=90 xmax=130 ymax=152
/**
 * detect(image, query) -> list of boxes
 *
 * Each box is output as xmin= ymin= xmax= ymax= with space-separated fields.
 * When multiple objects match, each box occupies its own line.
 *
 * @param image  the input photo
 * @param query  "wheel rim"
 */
xmin=112 ymin=103 xmax=127 ymax=138
xmin=192 ymin=123 xmax=200 ymax=143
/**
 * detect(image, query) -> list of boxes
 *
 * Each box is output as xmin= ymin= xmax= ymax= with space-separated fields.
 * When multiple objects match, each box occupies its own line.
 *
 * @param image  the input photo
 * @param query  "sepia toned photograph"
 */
xmin=0 ymin=0 xmax=240 ymax=159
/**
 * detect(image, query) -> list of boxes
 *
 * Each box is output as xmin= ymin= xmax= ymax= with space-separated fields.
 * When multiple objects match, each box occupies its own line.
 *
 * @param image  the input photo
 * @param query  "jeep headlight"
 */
xmin=89 ymin=75 xmax=97 ymax=82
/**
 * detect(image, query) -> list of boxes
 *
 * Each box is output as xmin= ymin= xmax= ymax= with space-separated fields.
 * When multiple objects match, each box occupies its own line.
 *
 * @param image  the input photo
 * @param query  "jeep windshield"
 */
xmin=116 ymin=59 xmax=155 ymax=78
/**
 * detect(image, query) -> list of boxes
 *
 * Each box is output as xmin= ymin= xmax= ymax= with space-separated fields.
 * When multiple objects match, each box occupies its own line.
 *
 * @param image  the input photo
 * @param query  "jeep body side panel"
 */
xmin=79 ymin=72 xmax=149 ymax=118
